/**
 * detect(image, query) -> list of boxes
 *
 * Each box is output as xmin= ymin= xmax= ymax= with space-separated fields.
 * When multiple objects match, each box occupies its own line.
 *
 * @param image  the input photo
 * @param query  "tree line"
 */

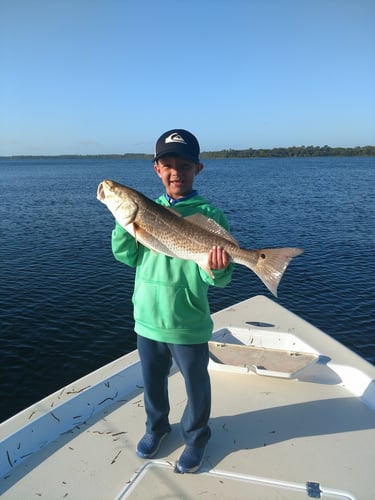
xmin=3 ymin=145 xmax=375 ymax=160
xmin=201 ymin=145 xmax=375 ymax=158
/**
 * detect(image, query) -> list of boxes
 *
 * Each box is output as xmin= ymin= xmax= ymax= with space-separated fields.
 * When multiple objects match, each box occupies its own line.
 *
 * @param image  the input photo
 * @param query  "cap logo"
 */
xmin=165 ymin=133 xmax=187 ymax=145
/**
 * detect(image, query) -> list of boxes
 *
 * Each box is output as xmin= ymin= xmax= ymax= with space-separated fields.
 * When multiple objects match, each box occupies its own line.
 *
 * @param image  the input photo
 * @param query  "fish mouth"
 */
xmin=97 ymin=181 xmax=107 ymax=202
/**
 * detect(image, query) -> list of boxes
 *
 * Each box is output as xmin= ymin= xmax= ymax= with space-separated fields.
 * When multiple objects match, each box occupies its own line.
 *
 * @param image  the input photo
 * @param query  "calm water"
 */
xmin=1 ymin=157 xmax=374 ymax=422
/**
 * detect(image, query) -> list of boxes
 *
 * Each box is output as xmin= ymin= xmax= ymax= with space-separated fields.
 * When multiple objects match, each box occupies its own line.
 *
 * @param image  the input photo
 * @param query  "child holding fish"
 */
xmin=98 ymin=130 xmax=302 ymax=472
xmin=109 ymin=129 xmax=234 ymax=473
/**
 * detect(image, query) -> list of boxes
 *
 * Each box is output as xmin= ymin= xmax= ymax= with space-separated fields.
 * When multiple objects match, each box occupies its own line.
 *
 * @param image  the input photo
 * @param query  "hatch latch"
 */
xmin=306 ymin=481 xmax=321 ymax=498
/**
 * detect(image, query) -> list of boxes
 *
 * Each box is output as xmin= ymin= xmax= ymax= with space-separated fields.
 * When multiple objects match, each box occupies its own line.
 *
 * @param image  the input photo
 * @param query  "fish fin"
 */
xmin=133 ymin=225 xmax=180 ymax=258
xmin=197 ymin=261 xmax=215 ymax=279
xmin=165 ymin=207 xmax=182 ymax=217
xmin=124 ymin=223 xmax=136 ymax=238
xmin=244 ymin=247 xmax=304 ymax=297
xmin=185 ymin=214 xmax=239 ymax=246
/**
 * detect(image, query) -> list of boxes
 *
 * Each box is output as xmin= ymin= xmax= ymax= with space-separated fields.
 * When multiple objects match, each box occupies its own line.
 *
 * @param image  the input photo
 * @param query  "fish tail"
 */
xmin=240 ymin=247 xmax=303 ymax=297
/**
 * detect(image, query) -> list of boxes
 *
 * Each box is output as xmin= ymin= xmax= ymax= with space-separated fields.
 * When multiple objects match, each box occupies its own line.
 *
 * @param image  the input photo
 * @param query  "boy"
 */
xmin=111 ymin=129 xmax=233 ymax=473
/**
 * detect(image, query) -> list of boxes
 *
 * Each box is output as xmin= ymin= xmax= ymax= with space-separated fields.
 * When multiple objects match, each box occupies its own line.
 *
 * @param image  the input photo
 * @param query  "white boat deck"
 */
xmin=1 ymin=296 xmax=375 ymax=499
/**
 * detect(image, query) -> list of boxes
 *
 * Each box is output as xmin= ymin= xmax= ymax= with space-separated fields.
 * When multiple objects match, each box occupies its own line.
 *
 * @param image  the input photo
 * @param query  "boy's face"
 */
xmin=154 ymin=155 xmax=203 ymax=199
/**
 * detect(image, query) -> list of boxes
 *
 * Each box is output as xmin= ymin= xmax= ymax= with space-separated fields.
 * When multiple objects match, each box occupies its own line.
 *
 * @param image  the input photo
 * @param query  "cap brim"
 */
xmin=153 ymin=150 xmax=199 ymax=163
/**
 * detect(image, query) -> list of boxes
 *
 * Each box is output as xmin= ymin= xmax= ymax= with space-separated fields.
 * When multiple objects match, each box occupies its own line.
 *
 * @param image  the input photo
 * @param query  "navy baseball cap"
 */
xmin=153 ymin=129 xmax=200 ymax=163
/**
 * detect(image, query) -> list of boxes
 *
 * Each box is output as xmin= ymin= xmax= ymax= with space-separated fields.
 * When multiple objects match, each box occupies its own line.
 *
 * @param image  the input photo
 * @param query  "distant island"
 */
xmin=2 ymin=145 xmax=375 ymax=160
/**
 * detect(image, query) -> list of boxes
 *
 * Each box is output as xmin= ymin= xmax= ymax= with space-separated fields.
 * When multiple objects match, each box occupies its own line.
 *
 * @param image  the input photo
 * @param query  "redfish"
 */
xmin=97 ymin=180 xmax=303 ymax=296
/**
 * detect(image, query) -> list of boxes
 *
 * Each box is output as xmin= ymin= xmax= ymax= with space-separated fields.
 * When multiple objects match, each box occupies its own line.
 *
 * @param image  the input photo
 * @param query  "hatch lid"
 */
xmin=117 ymin=462 xmax=354 ymax=499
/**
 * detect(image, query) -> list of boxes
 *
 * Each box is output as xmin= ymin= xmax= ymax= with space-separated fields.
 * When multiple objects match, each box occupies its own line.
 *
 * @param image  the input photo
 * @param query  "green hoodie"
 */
xmin=111 ymin=194 xmax=233 ymax=344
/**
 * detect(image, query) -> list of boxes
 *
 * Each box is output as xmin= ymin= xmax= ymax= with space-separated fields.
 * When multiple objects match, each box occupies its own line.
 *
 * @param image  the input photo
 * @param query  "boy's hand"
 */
xmin=208 ymin=246 xmax=230 ymax=270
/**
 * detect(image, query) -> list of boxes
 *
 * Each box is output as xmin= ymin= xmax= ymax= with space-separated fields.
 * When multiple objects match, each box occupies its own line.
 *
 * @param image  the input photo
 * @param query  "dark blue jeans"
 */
xmin=137 ymin=335 xmax=211 ymax=448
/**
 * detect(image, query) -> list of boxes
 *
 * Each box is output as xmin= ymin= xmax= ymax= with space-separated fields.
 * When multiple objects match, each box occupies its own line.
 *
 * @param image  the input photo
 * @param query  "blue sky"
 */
xmin=1 ymin=0 xmax=374 ymax=155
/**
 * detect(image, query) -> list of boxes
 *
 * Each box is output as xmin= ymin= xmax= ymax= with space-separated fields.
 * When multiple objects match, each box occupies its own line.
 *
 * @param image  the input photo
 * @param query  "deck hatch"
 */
xmin=117 ymin=462 xmax=354 ymax=499
xmin=208 ymin=341 xmax=319 ymax=378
